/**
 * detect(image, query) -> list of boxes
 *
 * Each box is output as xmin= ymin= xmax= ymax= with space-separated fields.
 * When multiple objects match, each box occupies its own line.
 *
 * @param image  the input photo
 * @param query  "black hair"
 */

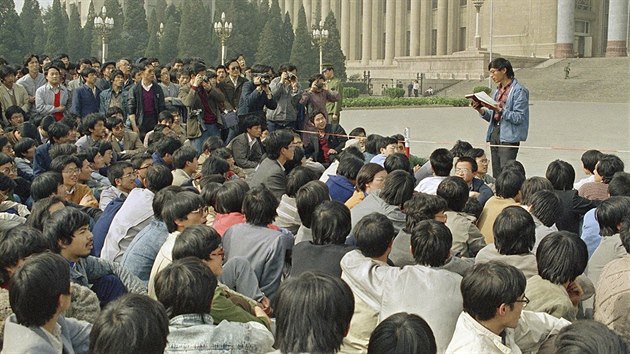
xmin=161 ymin=191 xmax=204 ymax=233
xmin=0 ymin=65 xmax=16 ymax=80
xmin=286 ymin=166 xmax=318 ymax=198
xmin=495 ymin=169 xmax=525 ymax=199
xmin=47 ymin=122 xmax=70 ymax=144
xmin=368 ymin=312 xmax=437 ymax=354
xmin=107 ymin=161 xmax=134 ymax=185
xmin=157 ymin=110 xmax=174 ymax=124
xmin=355 ymin=163 xmax=385 ymax=192
xmin=502 ymin=160 xmax=526 ymax=178
xmin=296 ymin=181 xmax=329 ymax=228
xmin=0 ymin=151 xmax=13 ymax=166
xmin=461 ymin=261 xmax=526 ymax=321
xmin=429 ymin=148 xmax=453 ymax=176
xmin=274 ymin=272 xmax=354 ymax=354
xmin=152 ymin=186 xmax=184 ymax=222
xmin=0 ymin=226 xmax=50 ymax=285
xmin=172 ymin=225 xmax=222 ymax=262
xmin=49 ymin=143 xmax=77 ymax=160
xmin=215 ymin=180 xmax=248 ymax=214
xmin=536 ymin=231 xmax=587 ymax=284
xmin=264 ymin=129 xmax=294 ymax=160
xmin=23 ymin=54 xmax=40 ymax=68
xmin=375 ymin=136 xmax=397 ymax=153
xmin=0 ymin=174 xmax=15 ymax=193
xmin=520 ymin=176 xmax=554 ymax=205
xmin=354 ymin=213 xmax=396 ymax=258
xmin=49 ymin=155 xmax=81 ymax=175
xmin=437 ymin=176 xmax=469 ymax=212
xmin=201 ymin=156 xmax=229 ymax=177
xmin=463 ymin=197 xmax=483 ymax=220
xmin=242 ymin=114 xmax=262 ymax=130
xmin=545 ymin=160 xmax=575 ymax=191
xmin=202 ymin=136 xmax=224 ymax=154
xmin=463 ymin=147 xmax=486 ymax=160
xmin=80 ymin=66 xmax=97 ymax=79
xmin=31 ymin=172 xmax=63 ymax=201
xmin=608 ymin=172 xmax=630 ymax=197
xmin=581 ymin=150 xmax=603 ymax=174
xmin=243 ymin=186 xmax=279 ymax=226
xmin=337 ymin=156 xmax=364 ymax=180
xmin=44 ymin=208 xmax=90 ymax=253
xmin=488 ymin=57 xmax=515 ymax=79
xmin=449 ymin=140 xmax=473 ymax=158
xmin=384 ymin=153 xmax=412 ymax=174
xmin=210 ymin=147 xmax=233 ymax=161
xmin=410 ymin=220 xmax=452 ymax=267
xmin=596 ymin=154 xmax=625 ymax=184
xmin=145 ymin=164 xmax=173 ymax=193
xmin=349 ymin=127 xmax=366 ymax=137
xmin=550 ymin=320 xmax=629 ymax=354
xmin=172 ymin=146 xmax=198 ymax=170
xmin=528 ymin=190 xmax=562 ymax=227
xmin=27 ymin=195 xmax=65 ymax=231
xmin=4 ymin=105 xmax=25 ymax=123
xmin=380 ymin=170 xmax=415 ymax=207
xmin=597 ymin=196 xmax=630 ymax=236
xmin=403 ymin=193 xmax=448 ymax=232
xmin=81 ymin=113 xmax=106 ymax=136
xmin=155 ymin=257 xmax=218 ymax=318
xmin=340 ymin=145 xmax=364 ymax=161
xmin=12 ymin=138 xmax=37 ymax=158
xmin=9 ymin=253 xmax=70 ymax=327
xmin=312 ymin=201 xmax=351 ymax=245
xmin=154 ymin=135 xmax=182 ymax=157
xmin=89 ymin=294 xmax=169 ymax=354
xmin=364 ymin=134 xmax=382 ymax=155
xmin=105 ymin=116 xmax=124 ymax=130
xmin=493 ymin=206 xmax=536 ymax=255
xmin=17 ymin=122 xmax=41 ymax=142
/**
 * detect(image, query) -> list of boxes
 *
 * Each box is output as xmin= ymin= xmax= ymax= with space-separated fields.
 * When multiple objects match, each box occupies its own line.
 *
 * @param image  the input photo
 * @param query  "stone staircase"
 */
xmin=440 ymin=57 xmax=630 ymax=103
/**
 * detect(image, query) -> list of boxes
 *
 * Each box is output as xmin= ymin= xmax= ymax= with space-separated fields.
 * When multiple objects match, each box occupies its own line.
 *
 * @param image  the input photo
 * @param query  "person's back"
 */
xmin=478 ymin=170 xmax=524 ymax=243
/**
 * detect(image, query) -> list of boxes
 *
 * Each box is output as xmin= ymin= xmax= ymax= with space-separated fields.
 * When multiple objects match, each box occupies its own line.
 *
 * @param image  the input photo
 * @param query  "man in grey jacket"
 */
xmin=266 ymin=63 xmax=302 ymax=132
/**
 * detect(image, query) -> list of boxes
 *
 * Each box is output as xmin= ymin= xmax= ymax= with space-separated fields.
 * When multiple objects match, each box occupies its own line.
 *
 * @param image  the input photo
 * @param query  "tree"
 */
xmin=0 ymin=0 xmax=24 ymax=63
xmin=145 ymin=9 xmax=160 ymax=58
xmin=66 ymin=4 xmax=83 ymax=59
xmin=44 ymin=0 xmax=67 ymax=57
xmin=255 ymin=0 xmax=284 ymax=69
xmin=19 ymin=0 xmax=46 ymax=55
xmin=178 ymin=0 xmax=212 ymax=60
xmin=224 ymin=0 xmax=261 ymax=63
xmin=280 ymin=12 xmax=294 ymax=65
xmin=102 ymin=0 xmax=124 ymax=60
xmin=154 ymin=0 xmax=168 ymax=25
xmin=322 ymin=11 xmax=346 ymax=80
xmin=289 ymin=6 xmax=318 ymax=78
xmin=159 ymin=4 xmax=180 ymax=63
xmin=121 ymin=0 xmax=149 ymax=58
xmin=82 ymin=0 xmax=98 ymax=58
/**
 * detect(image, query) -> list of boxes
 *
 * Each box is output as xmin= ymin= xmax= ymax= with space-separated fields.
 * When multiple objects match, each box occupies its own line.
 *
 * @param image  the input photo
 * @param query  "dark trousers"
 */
xmin=91 ymin=274 xmax=127 ymax=308
xmin=490 ymin=125 xmax=520 ymax=178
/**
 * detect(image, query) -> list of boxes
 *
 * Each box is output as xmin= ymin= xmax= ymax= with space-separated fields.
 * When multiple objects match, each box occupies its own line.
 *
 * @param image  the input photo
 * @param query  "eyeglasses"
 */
xmin=455 ymin=168 xmax=471 ymax=173
xmin=190 ymin=207 xmax=208 ymax=215
xmin=121 ymin=172 xmax=135 ymax=179
xmin=62 ymin=168 xmax=80 ymax=175
xmin=137 ymin=163 xmax=153 ymax=170
xmin=0 ymin=166 xmax=17 ymax=175
xmin=515 ymin=295 xmax=530 ymax=307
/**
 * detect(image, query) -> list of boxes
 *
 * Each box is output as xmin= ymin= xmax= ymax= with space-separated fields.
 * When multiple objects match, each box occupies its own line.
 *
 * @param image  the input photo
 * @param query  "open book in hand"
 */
xmin=465 ymin=91 xmax=500 ymax=111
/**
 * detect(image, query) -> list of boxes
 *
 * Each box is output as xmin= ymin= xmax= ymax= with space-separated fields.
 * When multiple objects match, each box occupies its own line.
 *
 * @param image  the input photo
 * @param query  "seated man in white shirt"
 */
xmin=446 ymin=261 xmax=570 ymax=354
xmin=415 ymin=148 xmax=453 ymax=195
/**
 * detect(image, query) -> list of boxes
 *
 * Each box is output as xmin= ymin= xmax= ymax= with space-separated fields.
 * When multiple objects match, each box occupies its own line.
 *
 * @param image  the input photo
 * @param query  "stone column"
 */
xmin=410 ymin=0 xmax=421 ymax=56
xmin=279 ymin=0 xmax=285 ymax=16
xmin=371 ymin=0 xmax=382 ymax=60
xmin=284 ymin=0 xmax=292 ymax=17
xmin=447 ymin=0 xmax=458 ymax=53
xmin=395 ymin=0 xmax=406 ymax=57
xmin=341 ymin=0 xmax=351 ymax=59
xmin=303 ymin=0 xmax=312 ymax=29
xmin=554 ymin=0 xmax=575 ymax=58
xmin=349 ymin=0 xmax=359 ymax=60
xmin=385 ymin=0 xmax=396 ymax=64
xmin=321 ymin=0 xmax=330 ymax=21
xmin=437 ymin=0 xmax=448 ymax=55
xmin=420 ymin=0 xmax=431 ymax=55
xmin=361 ymin=0 xmax=373 ymax=64
xmin=293 ymin=0 xmax=301 ymax=30
xmin=606 ymin=0 xmax=629 ymax=57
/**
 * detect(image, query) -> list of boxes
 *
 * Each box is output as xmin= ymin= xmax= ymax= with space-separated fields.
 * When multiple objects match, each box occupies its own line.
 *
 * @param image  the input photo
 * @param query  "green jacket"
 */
xmin=326 ymin=78 xmax=343 ymax=115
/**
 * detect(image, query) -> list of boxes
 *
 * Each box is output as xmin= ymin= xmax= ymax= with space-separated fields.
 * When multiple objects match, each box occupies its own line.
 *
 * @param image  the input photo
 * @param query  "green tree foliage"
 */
xmin=66 ymin=4 xmax=83 ymax=60
xmin=280 ymin=12 xmax=294 ymax=65
xmin=154 ymin=0 xmax=168 ymax=25
xmin=159 ymin=4 xmax=180 ymax=63
xmin=289 ymin=6 xmax=318 ymax=78
xmin=82 ymin=0 xmax=98 ymax=58
xmin=224 ymin=0 xmax=260 ymax=62
xmin=121 ymin=0 xmax=149 ymax=58
xmin=178 ymin=0 xmax=211 ymax=61
xmin=203 ymin=4 xmax=219 ymax=65
xmin=0 ymin=0 xmax=24 ymax=63
xmin=322 ymin=11 xmax=346 ymax=80
xmin=102 ymin=0 xmax=124 ymax=60
xmin=255 ymin=0 xmax=284 ymax=69
xmin=44 ymin=0 xmax=67 ymax=57
xmin=19 ymin=0 xmax=46 ymax=55
xmin=145 ymin=9 xmax=160 ymax=58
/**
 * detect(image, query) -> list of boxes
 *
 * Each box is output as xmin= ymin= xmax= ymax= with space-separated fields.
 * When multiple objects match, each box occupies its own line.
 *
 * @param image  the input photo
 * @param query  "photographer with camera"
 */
xmin=179 ymin=62 xmax=225 ymax=153
xmin=237 ymin=64 xmax=278 ymax=125
xmin=299 ymin=73 xmax=340 ymax=135
xmin=266 ymin=64 xmax=302 ymax=132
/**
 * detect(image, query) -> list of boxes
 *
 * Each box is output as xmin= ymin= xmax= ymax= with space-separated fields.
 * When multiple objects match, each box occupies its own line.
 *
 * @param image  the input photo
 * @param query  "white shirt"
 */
xmin=573 ymin=174 xmax=595 ymax=190
xmin=414 ymin=176 xmax=448 ymax=194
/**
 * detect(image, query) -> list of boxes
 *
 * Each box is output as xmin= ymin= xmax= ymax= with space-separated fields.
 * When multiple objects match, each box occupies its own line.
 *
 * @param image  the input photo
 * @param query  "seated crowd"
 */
xmin=0 ymin=53 xmax=629 ymax=354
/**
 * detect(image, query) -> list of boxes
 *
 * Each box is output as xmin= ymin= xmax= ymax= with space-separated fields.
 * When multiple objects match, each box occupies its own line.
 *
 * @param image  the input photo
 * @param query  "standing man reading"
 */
xmin=471 ymin=58 xmax=529 ymax=178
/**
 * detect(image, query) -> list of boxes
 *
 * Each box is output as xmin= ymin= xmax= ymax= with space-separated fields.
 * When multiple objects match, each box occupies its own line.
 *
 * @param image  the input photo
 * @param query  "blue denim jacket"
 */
xmin=481 ymin=78 xmax=529 ymax=143
xmin=120 ymin=218 xmax=169 ymax=282
xmin=165 ymin=314 xmax=274 ymax=353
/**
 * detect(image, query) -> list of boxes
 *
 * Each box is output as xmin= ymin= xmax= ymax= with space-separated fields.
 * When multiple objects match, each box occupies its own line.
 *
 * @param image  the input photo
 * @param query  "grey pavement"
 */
xmin=341 ymin=101 xmax=630 ymax=179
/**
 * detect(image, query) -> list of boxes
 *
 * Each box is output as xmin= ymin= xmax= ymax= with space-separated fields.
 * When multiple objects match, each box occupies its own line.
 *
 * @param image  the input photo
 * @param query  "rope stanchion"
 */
xmin=294 ymin=130 xmax=630 ymax=154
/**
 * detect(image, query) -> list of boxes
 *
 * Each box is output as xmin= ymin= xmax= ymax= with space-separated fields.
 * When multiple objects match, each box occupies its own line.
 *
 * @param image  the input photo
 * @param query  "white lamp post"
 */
xmin=311 ymin=20 xmax=329 ymax=73
xmin=213 ymin=12 xmax=233 ymax=65
xmin=94 ymin=6 xmax=114 ymax=63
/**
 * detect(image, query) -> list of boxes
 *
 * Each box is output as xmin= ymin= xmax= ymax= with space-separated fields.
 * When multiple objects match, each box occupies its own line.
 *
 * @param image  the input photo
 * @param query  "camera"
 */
xmin=255 ymin=73 xmax=272 ymax=86
xmin=287 ymin=73 xmax=297 ymax=81
xmin=201 ymin=75 xmax=209 ymax=82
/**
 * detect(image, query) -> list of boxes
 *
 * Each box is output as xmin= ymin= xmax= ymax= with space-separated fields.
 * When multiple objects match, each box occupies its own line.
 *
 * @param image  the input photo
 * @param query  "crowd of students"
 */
xmin=0 ymin=52 xmax=628 ymax=354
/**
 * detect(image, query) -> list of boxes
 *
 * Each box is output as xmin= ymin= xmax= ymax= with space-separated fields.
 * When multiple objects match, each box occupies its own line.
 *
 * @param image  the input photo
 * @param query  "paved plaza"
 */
xmin=342 ymin=101 xmax=630 ymax=178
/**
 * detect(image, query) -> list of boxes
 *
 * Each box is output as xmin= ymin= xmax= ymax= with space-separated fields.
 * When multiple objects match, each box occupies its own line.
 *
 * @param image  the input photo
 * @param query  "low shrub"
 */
xmin=473 ymin=86 xmax=492 ymax=95
xmin=343 ymin=87 xmax=360 ymax=98
xmin=343 ymin=97 xmax=469 ymax=108
xmin=383 ymin=88 xmax=406 ymax=98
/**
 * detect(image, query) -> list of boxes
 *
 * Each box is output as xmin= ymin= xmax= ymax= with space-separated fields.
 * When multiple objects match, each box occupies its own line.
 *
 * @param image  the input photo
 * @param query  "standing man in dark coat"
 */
xmin=127 ymin=62 xmax=166 ymax=141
